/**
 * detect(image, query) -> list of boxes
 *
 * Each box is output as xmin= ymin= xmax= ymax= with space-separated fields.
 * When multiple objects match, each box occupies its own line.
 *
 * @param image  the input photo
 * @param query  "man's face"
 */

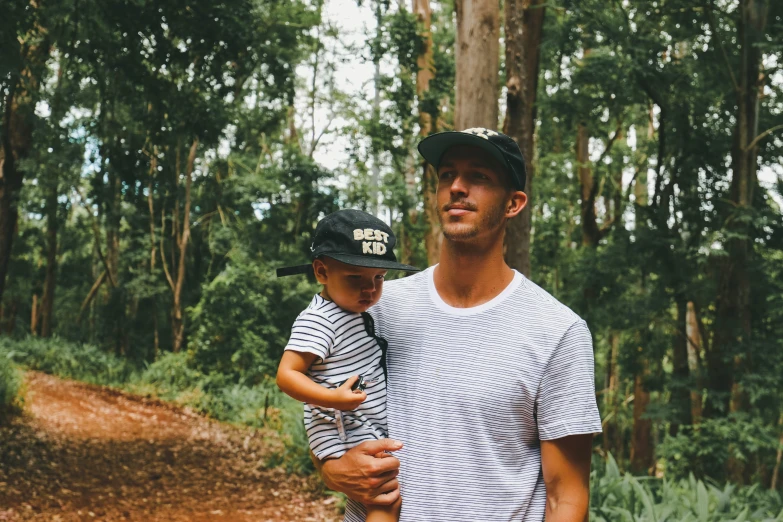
xmin=436 ymin=146 xmax=523 ymax=243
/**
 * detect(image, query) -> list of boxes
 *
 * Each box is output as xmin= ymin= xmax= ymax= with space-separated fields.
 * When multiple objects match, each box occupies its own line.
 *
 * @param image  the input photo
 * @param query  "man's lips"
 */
xmin=444 ymin=203 xmax=476 ymax=216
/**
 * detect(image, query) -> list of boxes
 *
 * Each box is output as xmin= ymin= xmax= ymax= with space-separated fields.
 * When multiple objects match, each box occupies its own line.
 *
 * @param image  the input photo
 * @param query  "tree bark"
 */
xmin=30 ymin=293 xmax=39 ymax=336
xmin=670 ymin=297 xmax=691 ymax=436
xmin=170 ymin=138 xmax=198 ymax=353
xmin=717 ymin=0 xmax=768 ymax=484
xmin=414 ymin=0 xmax=442 ymax=266
xmin=40 ymin=184 xmax=58 ymax=338
xmin=0 ymin=86 xmax=36 ymax=304
xmin=603 ymin=332 xmax=620 ymax=457
xmin=454 ymin=0 xmax=500 ymax=130
xmin=503 ymin=0 xmax=545 ymax=277
xmin=148 ymin=155 xmax=160 ymax=357
xmin=686 ymin=301 xmax=703 ymax=424
xmin=630 ymin=120 xmax=653 ymax=473
xmin=630 ymin=372 xmax=653 ymax=474
xmin=772 ymin=412 xmax=783 ymax=491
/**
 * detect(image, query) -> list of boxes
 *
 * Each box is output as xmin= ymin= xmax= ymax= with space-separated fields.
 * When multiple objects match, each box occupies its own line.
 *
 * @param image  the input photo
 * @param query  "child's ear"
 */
xmin=313 ymin=259 xmax=328 ymax=284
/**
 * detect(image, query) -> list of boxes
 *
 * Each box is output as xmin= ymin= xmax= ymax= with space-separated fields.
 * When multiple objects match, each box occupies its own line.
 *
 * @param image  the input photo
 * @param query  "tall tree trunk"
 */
xmin=630 ymin=372 xmax=653 ymax=474
xmin=0 ymin=86 xmax=36 ymax=304
xmin=454 ymin=0 xmax=499 ymax=130
xmin=603 ymin=332 xmax=620 ymax=457
xmin=686 ymin=301 xmax=703 ymax=424
xmin=167 ymin=138 xmax=198 ymax=353
xmin=30 ymin=293 xmax=39 ymax=336
xmin=630 ymin=117 xmax=653 ymax=473
xmin=148 ymin=156 xmax=160 ymax=357
xmin=370 ymin=1 xmax=383 ymax=217
xmin=717 ymin=0 xmax=768 ymax=484
xmin=40 ymin=184 xmax=58 ymax=337
xmin=414 ymin=0 xmax=441 ymax=266
xmin=772 ymin=412 xmax=783 ymax=491
xmin=503 ymin=0 xmax=545 ymax=277
xmin=670 ymin=297 xmax=691 ymax=436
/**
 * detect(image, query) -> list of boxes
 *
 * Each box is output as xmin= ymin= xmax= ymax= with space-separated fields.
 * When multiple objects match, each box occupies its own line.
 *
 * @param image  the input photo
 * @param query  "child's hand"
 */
xmin=331 ymin=376 xmax=367 ymax=410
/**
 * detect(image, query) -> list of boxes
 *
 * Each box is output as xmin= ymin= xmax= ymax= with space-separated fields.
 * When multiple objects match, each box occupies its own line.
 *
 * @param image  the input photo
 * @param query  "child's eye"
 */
xmin=375 ymin=274 xmax=385 ymax=280
xmin=347 ymin=275 xmax=362 ymax=280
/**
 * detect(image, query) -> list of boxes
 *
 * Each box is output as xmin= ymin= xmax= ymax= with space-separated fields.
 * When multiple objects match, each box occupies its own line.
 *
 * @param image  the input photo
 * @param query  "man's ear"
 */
xmin=313 ymin=259 xmax=328 ymax=285
xmin=506 ymin=190 xmax=528 ymax=219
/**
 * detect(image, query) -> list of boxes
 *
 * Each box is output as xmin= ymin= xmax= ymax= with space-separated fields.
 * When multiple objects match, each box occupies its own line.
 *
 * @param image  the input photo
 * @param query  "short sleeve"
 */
xmin=284 ymin=310 xmax=336 ymax=361
xmin=536 ymin=320 xmax=602 ymax=440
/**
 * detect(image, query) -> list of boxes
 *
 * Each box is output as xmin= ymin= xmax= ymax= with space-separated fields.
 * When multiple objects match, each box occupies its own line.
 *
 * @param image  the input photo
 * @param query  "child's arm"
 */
xmin=277 ymin=350 xmax=367 ymax=410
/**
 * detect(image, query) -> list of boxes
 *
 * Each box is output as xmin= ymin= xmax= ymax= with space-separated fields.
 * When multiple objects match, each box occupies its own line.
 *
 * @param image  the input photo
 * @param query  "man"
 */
xmin=318 ymin=128 xmax=602 ymax=521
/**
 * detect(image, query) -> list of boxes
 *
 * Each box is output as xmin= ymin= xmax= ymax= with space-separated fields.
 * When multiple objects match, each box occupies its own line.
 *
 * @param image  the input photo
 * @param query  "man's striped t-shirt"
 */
xmin=343 ymin=267 xmax=602 ymax=521
xmin=284 ymin=294 xmax=387 ymax=460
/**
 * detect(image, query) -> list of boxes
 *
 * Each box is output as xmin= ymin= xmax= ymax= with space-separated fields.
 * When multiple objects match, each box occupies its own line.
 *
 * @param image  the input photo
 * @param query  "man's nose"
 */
xmin=449 ymin=173 xmax=469 ymax=197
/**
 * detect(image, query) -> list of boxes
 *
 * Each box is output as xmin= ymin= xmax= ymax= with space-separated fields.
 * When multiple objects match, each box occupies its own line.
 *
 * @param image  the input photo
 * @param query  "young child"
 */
xmin=276 ymin=209 xmax=418 ymax=522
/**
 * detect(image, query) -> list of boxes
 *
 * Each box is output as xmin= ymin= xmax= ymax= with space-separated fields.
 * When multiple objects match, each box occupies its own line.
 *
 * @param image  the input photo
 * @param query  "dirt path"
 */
xmin=0 ymin=372 xmax=342 ymax=521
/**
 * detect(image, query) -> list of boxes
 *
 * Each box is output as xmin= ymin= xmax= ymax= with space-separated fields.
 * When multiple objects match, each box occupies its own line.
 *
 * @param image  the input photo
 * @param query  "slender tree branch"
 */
xmin=159 ymin=205 xmax=175 ymax=292
xmin=744 ymin=124 xmax=783 ymax=151
xmin=76 ymin=271 xmax=107 ymax=325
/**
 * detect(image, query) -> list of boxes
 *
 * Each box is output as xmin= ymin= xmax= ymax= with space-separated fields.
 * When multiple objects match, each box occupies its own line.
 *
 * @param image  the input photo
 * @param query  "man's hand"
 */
xmin=541 ymin=434 xmax=593 ymax=522
xmin=319 ymin=439 xmax=403 ymax=505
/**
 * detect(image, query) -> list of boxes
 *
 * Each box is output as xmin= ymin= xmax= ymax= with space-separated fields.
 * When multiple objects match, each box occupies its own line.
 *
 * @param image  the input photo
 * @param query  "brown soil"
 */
xmin=0 ymin=372 xmax=342 ymax=521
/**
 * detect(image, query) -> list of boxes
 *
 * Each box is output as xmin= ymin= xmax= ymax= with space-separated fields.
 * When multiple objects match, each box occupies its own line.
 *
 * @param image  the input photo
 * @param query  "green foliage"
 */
xmin=658 ymin=417 xmax=781 ymax=483
xmin=188 ymin=256 xmax=315 ymax=383
xmin=591 ymin=455 xmax=783 ymax=521
xmin=0 ymin=353 xmax=23 ymax=422
xmin=0 ymin=336 xmax=136 ymax=386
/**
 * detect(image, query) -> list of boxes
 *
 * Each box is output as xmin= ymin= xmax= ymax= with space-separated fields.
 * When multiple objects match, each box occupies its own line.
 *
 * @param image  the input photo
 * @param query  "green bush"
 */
xmin=188 ymin=258 xmax=314 ymax=384
xmin=0 ymin=335 xmax=136 ymax=386
xmin=0 ymin=352 xmax=23 ymax=421
xmin=590 ymin=454 xmax=783 ymax=521
xmin=657 ymin=416 xmax=780 ymax=483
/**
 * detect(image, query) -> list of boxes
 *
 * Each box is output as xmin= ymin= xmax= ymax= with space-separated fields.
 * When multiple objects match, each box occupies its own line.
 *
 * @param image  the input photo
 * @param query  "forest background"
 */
xmin=2 ymin=0 xmax=783 ymax=515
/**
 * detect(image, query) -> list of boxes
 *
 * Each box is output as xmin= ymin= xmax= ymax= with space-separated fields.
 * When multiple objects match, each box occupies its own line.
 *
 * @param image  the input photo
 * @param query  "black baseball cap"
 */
xmin=418 ymin=128 xmax=527 ymax=191
xmin=276 ymin=209 xmax=420 ymax=277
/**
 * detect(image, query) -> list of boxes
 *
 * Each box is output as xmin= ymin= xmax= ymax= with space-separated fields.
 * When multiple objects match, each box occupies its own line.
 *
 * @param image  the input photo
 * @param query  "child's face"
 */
xmin=313 ymin=257 xmax=387 ymax=313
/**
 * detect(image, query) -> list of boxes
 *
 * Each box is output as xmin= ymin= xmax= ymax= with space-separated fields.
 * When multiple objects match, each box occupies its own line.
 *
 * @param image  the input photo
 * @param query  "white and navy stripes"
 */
xmin=343 ymin=266 xmax=602 ymax=522
xmin=284 ymin=294 xmax=388 ymax=460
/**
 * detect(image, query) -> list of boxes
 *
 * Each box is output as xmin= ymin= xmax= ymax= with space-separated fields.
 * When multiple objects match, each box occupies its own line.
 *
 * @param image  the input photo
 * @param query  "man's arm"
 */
xmin=541 ymin=434 xmax=593 ymax=522
xmin=314 ymin=439 xmax=403 ymax=505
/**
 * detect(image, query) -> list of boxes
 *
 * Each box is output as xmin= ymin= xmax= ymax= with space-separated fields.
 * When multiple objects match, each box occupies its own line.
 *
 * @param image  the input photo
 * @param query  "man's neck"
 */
xmin=434 ymin=235 xmax=515 ymax=308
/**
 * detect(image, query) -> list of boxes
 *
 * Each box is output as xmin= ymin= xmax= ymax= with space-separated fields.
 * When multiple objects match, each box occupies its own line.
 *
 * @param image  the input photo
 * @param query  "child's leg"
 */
xmin=365 ymin=498 xmax=402 ymax=522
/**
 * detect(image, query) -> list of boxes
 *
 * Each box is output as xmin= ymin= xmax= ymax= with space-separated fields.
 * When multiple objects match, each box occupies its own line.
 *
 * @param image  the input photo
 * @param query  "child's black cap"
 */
xmin=276 ymin=209 xmax=420 ymax=277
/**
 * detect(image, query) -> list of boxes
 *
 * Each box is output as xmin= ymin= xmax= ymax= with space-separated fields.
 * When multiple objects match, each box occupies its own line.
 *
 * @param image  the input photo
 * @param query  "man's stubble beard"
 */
xmin=439 ymin=200 xmax=507 ymax=243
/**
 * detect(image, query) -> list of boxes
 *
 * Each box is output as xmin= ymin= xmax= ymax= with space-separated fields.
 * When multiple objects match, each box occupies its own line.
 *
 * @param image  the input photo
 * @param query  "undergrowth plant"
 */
xmin=0 ymin=351 xmax=23 ymax=422
xmin=591 ymin=454 xmax=783 ymax=521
